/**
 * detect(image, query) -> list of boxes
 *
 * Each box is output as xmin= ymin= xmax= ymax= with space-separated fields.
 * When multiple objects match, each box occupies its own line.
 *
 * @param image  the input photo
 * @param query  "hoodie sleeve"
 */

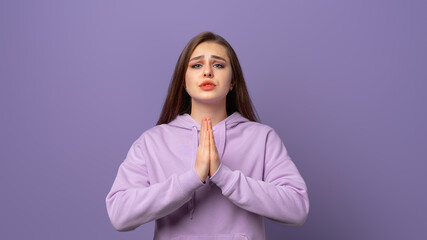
xmin=105 ymin=137 xmax=204 ymax=232
xmin=210 ymin=128 xmax=309 ymax=226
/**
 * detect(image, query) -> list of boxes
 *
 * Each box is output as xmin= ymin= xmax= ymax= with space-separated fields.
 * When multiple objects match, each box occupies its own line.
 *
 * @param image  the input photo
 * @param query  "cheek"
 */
xmin=184 ymin=72 xmax=192 ymax=86
xmin=184 ymin=72 xmax=199 ymax=91
xmin=185 ymin=68 xmax=197 ymax=79
xmin=224 ymin=69 xmax=233 ymax=84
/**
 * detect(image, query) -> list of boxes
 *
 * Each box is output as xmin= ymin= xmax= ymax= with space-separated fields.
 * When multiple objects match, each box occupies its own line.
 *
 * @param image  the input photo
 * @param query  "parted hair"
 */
xmin=156 ymin=31 xmax=259 ymax=125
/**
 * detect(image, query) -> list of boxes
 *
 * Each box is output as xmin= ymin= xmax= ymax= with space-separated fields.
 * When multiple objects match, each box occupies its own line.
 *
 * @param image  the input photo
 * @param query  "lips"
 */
xmin=199 ymin=80 xmax=216 ymax=87
xmin=199 ymin=80 xmax=216 ymax=91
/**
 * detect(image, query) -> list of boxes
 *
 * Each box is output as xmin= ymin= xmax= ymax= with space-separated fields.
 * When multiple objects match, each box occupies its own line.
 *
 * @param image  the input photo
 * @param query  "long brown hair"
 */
xmin=156 ymin=31 xmax=259 ymax=125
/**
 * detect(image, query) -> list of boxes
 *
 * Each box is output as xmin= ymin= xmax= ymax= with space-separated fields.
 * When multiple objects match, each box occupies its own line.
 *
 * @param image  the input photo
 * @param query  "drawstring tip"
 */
xmin=188 ymin=193 xmax=195 ymax=220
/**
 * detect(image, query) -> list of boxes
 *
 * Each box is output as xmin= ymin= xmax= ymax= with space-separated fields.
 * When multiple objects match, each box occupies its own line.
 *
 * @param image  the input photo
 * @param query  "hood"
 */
xmin=167 ymin=111 xmax=249 ymax=219
xmin=168 ymin=111 xmax=249 ymax=159
xmin=168 ymin=111 xmax=247 ymax=130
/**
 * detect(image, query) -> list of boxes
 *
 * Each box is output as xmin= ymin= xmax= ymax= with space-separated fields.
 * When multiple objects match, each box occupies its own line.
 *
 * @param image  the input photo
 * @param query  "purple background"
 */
xmin=1 ymin=0 xmax=426 ymax=239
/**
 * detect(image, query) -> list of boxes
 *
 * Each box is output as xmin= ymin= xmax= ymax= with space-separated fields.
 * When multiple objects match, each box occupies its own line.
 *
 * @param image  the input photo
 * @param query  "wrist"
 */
xmin=194 ymin=165 xmax=207 ymax=183
xmin=210 ymin=159 xmax=220 ymax=177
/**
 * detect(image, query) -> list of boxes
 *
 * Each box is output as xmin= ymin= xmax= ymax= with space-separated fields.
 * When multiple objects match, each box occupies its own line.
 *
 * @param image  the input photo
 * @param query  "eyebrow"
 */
xmin=189 ymin=55 xmax=227 ymax=62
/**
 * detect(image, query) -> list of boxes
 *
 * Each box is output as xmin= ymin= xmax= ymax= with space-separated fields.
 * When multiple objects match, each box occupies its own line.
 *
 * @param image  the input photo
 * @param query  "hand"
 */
xmin=207 ymin=118 xmax=220 ymax=177
xmin=195 ymin=118 xmax=210 ymax=182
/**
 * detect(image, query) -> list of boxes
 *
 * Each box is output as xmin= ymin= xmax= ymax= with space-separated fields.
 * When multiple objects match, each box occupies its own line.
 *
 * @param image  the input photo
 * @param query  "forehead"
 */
xmin=190 ymin=41 xmax=229 ymax=60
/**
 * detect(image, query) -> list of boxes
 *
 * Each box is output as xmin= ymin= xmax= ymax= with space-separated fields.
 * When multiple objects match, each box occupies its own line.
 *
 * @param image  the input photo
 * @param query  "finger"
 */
xmin=207 ymin=119 xmax=212 ymax=147
xmin=203 ymin=118 xmax=209 ymax=146
xmin=199 ymin=118 xmax=205 ymax=147
xmin=207 ymin=118 xmax=212 ymax=131
xmin=207 ymin=118 xmax=211 ymax=147
xmin=208 ymin=119 xmax=213 ymax=140
xmin=204 ymin=119 xmax=209 ymax=149
xmin=209 ymin=126 xmax=215 ymax=152
xmin=208 ymin=119 xmax=218 ymax=153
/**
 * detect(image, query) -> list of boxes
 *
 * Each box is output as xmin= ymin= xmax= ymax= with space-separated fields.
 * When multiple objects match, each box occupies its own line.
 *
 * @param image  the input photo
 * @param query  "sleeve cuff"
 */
xmin=209 ymin=163 xmax=237 ymax=195
xmin=177 ymin=168 xmax=205 ymax=196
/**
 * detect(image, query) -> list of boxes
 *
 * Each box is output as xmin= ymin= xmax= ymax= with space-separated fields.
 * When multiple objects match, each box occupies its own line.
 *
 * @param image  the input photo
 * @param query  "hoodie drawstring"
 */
xmin=165 ymin=112 xmax=244 ymax=220
xmin=188 ymin=121 xmax=228 ymax=219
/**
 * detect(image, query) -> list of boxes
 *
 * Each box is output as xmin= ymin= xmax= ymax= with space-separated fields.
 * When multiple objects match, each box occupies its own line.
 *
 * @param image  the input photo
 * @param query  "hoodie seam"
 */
xmin=222 ymin=174 xmax=239 ymax=197
xmin=175 ymin=175 xmax=188 ymax=198
xmin=218 ymin=167 xmax=239 ymax=197
xmin=137 ymin=137 xmax=152 ymax=182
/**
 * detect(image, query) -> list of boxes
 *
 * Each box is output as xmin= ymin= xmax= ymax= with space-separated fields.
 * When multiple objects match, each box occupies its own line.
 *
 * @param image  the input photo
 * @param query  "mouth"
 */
xmin=199 ymin=80 xmax=216 ymax=87
xmin=199 ymin=80 xmax=216 ymax=91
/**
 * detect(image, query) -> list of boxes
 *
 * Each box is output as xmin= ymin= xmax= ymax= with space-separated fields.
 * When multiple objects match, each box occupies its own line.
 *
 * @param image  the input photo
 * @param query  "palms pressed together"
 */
xmin=194 ymin=118 xmax=221 ymax=182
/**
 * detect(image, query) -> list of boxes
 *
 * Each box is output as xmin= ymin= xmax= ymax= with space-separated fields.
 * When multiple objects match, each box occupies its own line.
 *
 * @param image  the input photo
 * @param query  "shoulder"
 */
xmin=237 ymin=120 xmax=276 ymax=135
xmin=242 ymin=120 xmax=286 ymax=145
xmin=229 ymin=120 xmax=281 ymax=145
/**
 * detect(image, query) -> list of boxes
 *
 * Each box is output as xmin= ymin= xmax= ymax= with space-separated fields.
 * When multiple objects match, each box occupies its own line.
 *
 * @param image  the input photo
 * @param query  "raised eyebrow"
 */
xmin=211 ymin=55 xmax=227 ymax=62
xmin=189 ymin=55 xmax=204 ymax=62
xmin=189 ymin=55 xmax=227 ymax=62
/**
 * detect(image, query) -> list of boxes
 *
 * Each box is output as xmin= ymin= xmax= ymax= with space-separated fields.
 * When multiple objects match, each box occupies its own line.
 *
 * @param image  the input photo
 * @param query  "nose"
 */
xmin=203 ymin=68 xmax=213 ymax=78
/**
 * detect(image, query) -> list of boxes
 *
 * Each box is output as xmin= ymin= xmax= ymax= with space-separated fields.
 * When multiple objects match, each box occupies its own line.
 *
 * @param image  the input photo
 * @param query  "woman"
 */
xmin=106 ymin=32 xmax=309 ymax=240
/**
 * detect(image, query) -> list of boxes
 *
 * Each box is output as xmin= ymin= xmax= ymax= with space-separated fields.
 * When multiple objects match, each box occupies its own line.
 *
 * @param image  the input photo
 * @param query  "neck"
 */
xmin=190 ymin=98 xmax=228 ymax=127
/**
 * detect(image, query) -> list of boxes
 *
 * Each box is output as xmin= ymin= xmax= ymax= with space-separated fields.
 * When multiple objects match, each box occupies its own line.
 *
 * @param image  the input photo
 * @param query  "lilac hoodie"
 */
xmin=106 ymin=112 xmax=309 ymax=240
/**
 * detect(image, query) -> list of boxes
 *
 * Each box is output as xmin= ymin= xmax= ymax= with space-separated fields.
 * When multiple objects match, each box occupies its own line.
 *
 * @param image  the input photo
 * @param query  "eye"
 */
xmin=214 ymin=63 xmax=224 ymax=68
xmin=191 ymin=64 xmax=202 ymax=69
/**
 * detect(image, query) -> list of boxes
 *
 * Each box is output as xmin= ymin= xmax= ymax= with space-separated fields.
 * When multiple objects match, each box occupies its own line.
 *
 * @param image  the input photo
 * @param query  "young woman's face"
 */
xmin=185 ymin=41 xmax=233 ymax=105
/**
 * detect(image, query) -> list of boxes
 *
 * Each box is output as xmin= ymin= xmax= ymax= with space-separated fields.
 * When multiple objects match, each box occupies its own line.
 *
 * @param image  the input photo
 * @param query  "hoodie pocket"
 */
xmin=172 ymin=233 xmax=248 ymax=240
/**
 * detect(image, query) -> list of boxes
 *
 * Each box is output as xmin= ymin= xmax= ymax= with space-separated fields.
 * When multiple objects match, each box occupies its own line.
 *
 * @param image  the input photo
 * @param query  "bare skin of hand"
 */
xmin=195 ymin=118 xmax=221 ymax=182
xmin=195 ymin=118 xmax=210 ymax=182
xmin=207 ymin=118 xmax=220 ymax=177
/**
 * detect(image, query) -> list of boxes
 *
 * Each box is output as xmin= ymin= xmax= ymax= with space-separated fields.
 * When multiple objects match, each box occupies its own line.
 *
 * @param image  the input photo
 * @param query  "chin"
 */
xmin=192 ymin=96 xmax=227 ymax=105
